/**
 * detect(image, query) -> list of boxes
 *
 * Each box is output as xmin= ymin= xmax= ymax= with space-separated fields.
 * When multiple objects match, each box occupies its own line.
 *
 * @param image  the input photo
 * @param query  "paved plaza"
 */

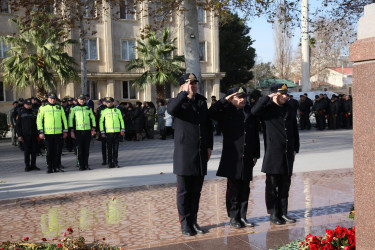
xmin=0 ymin=129 xmax=354 ymax=249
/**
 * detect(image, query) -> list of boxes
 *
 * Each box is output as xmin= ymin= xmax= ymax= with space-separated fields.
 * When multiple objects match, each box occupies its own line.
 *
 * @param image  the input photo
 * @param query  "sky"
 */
xmin=246 ymin=0 xmax=329 ymax=64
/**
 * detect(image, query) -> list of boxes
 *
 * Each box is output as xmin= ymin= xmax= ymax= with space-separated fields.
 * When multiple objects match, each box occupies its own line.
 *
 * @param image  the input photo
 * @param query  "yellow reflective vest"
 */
xmin=99 ymin=107 xmax=125 ymax=133
xmin=69 ymin=104 xmax=96 ymax=131
xmin=37 ymin=103 xmax=68 ymax=134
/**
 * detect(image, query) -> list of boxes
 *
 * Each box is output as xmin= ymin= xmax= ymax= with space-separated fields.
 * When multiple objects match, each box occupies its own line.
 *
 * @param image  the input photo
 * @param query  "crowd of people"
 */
xmin=5 ymin=73 xmax=354 ymax=237
xmin=6 ymin=93 xmax=178 ymax=173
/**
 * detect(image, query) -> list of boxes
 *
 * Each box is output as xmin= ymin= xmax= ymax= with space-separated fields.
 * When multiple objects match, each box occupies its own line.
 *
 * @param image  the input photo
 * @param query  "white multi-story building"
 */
xmin=0 ymin=1 xmax=224 ymax=113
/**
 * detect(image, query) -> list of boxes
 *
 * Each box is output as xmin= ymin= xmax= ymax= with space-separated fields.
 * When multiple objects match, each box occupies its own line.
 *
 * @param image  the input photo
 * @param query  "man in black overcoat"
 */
xmin=251 ymin=84 xmax=300 ymax=225
xmin=299 ymin=95 xmax=312 ymax=130
xmin=209 ymin=87 xmax=260 ymax=229
xmin=167 ymin=73 xmax=213 ymax=236
xmin=313 ymin=95 xmax=326 ymax=130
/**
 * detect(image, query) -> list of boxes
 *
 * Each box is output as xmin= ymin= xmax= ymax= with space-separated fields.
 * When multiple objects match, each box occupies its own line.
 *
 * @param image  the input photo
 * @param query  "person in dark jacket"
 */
xmin=167 ymin=73 xmax=213 ymax=236
xmin=96 ymin=99 xmax=108 ymax=165
xmin=299 ymin=95 xmax=312 ymax=130
xmin=133 ymin=102 xmax=144 ymax=141
xmin=209 ymin=87 xmax=260 ymax=229
xmin=251 ymin=83 xmax=300 ymax=225
xmin=342 ymin=95 xmax=352 ymax=129
xmin=16 ymin=99 xmax=40 ymax=172
xmin=328 ymin=95 xmax=339 ymax=129
xmin=313 ymin=95 xmax=326 ymax=130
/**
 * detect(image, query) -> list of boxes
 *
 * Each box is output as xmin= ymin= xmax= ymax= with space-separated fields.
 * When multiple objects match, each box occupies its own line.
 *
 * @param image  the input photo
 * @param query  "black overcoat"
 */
xmin=251 ymin=96 xmax=300 ymax=175
xmin=209 ymin=98 xmax=260 ymax=181
xmin=167 ymin=91 xmax=213 ymax=176
xmin=133 ymin=106 xmax=144 ymax=133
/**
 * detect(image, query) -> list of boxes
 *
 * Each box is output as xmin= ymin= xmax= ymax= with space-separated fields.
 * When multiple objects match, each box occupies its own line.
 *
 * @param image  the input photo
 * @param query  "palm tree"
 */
xmin=1 ymin=13 xmax=78 ymax=99
xmin=127 ymin=28 xmax=185 ymax=100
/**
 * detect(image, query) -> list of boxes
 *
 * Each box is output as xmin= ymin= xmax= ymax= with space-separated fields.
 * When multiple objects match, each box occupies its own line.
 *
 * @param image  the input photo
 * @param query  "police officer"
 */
xmin=209 ymin=87 xmax=260 ymax=229
xmin=96 ymin=98 xmax=107 ymax=165
xmin=37 ymin=92 xmax=68 ymax=173
xmin=69 ymin=94 xmax=96 ymax=171
xmin=16 ymin=99 xmax=40 ymax=172
xmin=99 ymin=97 xmax=125 ymax=168
xmin=251 ymin=84 xmax=300 ymax=225
xmin=167 ymin=73 xmax=213 ymax=236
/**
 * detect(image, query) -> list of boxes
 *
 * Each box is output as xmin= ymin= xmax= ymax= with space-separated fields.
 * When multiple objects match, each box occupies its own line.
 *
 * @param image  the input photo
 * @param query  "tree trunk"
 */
xmin=79 ymin=18 xmax=88 ymax=95
xmin=36 ymin=85 xmax=48 ymax=100
xmin=183 ymin=0 xmax=203 ymax=94
xmin=156 ymin=83 xmax=166 ymax=101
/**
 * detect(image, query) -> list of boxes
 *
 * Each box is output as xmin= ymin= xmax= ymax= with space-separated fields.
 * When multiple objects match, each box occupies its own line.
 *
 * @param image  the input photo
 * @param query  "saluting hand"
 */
xmin=225 ymin=92 xmax=238 ymax=103
xmin=182 ymin=82 xmax=191 ymax=95
xmin=268 ymin=92 xmax=279 ymax=98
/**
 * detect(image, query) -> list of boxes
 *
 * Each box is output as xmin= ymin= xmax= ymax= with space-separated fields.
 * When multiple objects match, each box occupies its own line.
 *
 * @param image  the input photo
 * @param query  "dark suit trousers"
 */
xmin=106 ymin=133 xmax=120 ymax=164
xmin=76 ymin=130 xmax=91 ymax=168
xmin=265 ymin=173 xmax=291 ymax=217
xmin=100 ymin=137 xmax=107 ymax=163
xmin=176 ymin=175 xmax=204 ymax=228
xmin=23 ymin=135 xmax=38 ymax=167
xmin=45 ymin=134 xmax=62 ymax=172
xmin=226 ymin=178 xmax=251 ymax=220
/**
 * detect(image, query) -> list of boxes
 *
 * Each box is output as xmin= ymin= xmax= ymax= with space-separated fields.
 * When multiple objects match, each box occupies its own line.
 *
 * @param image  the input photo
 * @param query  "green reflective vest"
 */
xmin=99 ymin=107 xmax=125 ymax=133
xmin=69 ymin=104 xmax=96 ymax=131
xmin=37 ymin=104 xmax=68 ymax=134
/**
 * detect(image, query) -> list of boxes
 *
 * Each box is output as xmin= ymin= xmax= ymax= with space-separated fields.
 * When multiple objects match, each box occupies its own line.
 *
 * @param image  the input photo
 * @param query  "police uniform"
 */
xmin=69 ymin=94 xmax=96 ymax=170
xmin=251 ymin=84 xmax=300 ymax=225
xmin=99 ymin=97 xmax=125 ymax=168
xmin=209 ymin=87 xmax=260 ymax=228
xmin=96 ymin=99 xmax=107 ymax=165
xmin=16 ymin=99 xmax=40 ymax=172
xmin=37 ymin=92 xmax=68 ymax=173
xmin=167 ymin=73 xmax=213 ymax=236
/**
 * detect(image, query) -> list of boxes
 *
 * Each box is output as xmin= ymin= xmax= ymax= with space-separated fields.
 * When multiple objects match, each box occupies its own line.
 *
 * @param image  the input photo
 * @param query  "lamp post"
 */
xmin=301 ymin=0 xmax=311 ymax=91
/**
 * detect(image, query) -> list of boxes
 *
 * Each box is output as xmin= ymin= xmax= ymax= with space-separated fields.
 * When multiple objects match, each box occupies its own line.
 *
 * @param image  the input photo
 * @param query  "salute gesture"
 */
xmin=225 ymin=92 xmax=238 ymax=103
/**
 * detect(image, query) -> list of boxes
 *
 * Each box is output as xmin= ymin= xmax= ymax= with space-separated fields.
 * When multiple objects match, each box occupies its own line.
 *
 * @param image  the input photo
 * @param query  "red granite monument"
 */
xmin=349 ymin=3 xmax=375 ymax=249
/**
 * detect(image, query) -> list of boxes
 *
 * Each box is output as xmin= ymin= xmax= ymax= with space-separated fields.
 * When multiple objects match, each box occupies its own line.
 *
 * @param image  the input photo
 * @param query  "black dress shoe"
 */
xmin=240 ymin=218 xmax=255 ymax=227
xmin=281 ymin=215 xmax=296 ymax=223
xmin=32 ymin=166 xmax=40 ymax=171
xmin=85 ymin=166 xmax=91 ymax=170
xmin=114 ymin=164 xmax=119 ymax=168
xmin=101 ymin=162 xmax=107 ymax=166
xmin=270 ymin=216 xmax=285 ymax=225
xmin=46 ymin=170 xmax=53 ymax=174
xmin=230 ymin=218 xmax=243 ymax=229
xmin=79 ymin=168 xmax=85 ymax=171
xmin=193 ymin=223 xmax=205 ymax=234
xmin=181 ymin=226 xmax=196 ymax=236
xmin=25 ymin=166 xmax=31 ymax=172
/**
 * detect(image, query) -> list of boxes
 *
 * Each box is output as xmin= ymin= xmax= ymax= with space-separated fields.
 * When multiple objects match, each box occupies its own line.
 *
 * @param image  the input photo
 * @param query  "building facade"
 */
xmin=0 ymin=1 xmax=224 ymax=113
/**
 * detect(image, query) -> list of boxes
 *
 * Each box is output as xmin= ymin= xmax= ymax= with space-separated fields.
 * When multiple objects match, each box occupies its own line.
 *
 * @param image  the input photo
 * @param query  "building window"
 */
xmin=121 ymin=40 xmax=135 ymax=60
xmin=84 ymin=39 xmax=98 ymax=60
xmin=82 ymin=0 xmax=96 ymax=18
xmin=120 ymin=0 xmax=135 ymax=20
xmin=0 ymin=39 xmax=9 ymax=58
xmin=0 ymin=82 xmax=4 ymax=101
xmin=199 ymin=41 xmax=206 ymax=61
xmin=197 ymin=6 xmax=205 ymax=23
xmin=122 ymin=81 xmax=136 ymax=99
xmin=0 ymin=0 xmax=9 ymax=13
xmin=88 ymin=81 xmax=98 ymax=100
